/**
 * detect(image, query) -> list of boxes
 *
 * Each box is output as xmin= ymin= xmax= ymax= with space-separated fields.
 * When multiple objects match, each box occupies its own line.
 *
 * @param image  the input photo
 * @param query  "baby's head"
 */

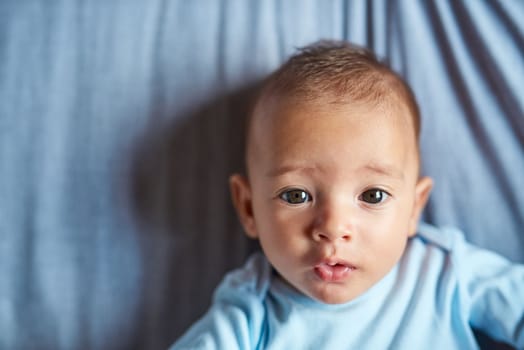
xmin=230 ymin=41 xmax=433 ymax=304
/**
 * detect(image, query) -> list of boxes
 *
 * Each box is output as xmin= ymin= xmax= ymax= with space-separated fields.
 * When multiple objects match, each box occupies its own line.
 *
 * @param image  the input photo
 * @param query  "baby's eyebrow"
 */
xmin=266 ymin=165 xmax=315 ymax=177
xmin=362 ymin=164 xmax=405 ymax=180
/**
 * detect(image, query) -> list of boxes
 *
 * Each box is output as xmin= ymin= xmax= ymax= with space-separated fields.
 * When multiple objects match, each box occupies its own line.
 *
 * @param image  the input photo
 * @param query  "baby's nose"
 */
xmin=312 ymin=202 xmax=353 ymax=242
xmin=314 ymin=230 xmax=351 ymax=242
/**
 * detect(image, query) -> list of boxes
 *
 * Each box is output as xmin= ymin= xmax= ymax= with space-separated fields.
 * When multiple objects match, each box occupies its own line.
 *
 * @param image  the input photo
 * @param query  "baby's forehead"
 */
xmin=245 ymin=99 xmax=422 ymax=187
xmin=246 ymin=96 xmax=421 ymax=174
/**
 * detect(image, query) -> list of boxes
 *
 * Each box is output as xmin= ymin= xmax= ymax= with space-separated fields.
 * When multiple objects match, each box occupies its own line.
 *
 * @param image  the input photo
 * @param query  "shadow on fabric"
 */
xmin=128 ymin=82 xmax=262 ymax=348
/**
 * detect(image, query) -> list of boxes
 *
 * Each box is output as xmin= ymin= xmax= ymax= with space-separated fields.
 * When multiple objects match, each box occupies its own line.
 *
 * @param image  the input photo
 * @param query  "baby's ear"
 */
xmin=408 ymin=176 xmax=433 ymax=237
xmin=229 ymin=174 xmax=258 ymax=239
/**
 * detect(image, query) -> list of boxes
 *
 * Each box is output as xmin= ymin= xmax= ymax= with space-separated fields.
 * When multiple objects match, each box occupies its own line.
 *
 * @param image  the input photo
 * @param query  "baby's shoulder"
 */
xmin=213 ymin=252 xmax=272 ymax=306
xmin=414 ymin=222 xmax=466 ymax=253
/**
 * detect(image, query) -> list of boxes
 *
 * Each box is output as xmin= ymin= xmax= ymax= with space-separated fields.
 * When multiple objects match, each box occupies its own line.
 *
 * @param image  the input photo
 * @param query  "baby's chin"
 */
xmin=303 ymin=283 xmax=365 ymax=305
xmin=310 ymin=292 xmax=358 ymax=305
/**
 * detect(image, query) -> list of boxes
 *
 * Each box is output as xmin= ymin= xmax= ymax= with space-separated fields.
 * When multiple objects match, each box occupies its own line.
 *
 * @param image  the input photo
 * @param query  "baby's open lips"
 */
xmin=314 ymin=259 xmax=356 ymax=282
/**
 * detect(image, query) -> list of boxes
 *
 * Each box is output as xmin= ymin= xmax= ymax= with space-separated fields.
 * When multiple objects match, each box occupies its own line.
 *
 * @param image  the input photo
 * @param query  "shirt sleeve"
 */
xmin=452 ymin=229 xmax=524 ymax=348
xmin=170 ymin=300 xmax=265 ymax=350
xmin=170 ymin=253 xmax=270 ymax=350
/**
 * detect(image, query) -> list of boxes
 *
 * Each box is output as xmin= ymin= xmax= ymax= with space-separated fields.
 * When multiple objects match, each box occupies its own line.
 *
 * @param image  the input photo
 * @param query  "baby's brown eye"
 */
xmin=280 ymin=189 xmax=311 ymax=204
xmin=360 ymin=189 xmax=389 ymax=204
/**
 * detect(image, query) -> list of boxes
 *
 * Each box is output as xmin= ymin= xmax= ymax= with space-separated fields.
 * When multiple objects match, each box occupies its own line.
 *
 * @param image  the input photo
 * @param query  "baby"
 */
xmin=173 ymin=41 xmax=524 ymax=349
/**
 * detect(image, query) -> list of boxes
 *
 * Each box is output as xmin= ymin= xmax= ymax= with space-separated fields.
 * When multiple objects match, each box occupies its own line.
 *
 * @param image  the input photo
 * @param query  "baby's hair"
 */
xmin=256 ymin=40 xmax=421 ymax=139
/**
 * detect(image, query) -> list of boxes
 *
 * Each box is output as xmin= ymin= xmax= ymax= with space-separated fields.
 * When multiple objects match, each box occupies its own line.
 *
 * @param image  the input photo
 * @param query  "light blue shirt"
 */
xmin=172 ymin=224 xmax=524 ymax=349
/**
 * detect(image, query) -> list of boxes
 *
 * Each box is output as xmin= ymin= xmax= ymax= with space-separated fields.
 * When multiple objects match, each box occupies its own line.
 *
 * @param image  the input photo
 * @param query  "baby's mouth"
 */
xmin=314 ymin=261 xmax=356 ymax=282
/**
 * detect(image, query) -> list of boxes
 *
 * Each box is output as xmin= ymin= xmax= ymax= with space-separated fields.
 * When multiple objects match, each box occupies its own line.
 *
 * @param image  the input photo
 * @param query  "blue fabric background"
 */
xmin=0 ymin=1 xmax=522 ymax=349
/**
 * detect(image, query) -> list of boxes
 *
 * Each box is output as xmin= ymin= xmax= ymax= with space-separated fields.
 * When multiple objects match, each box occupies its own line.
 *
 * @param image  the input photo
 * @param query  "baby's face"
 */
xmin=230 ymin=99 xmax=432 ymax=304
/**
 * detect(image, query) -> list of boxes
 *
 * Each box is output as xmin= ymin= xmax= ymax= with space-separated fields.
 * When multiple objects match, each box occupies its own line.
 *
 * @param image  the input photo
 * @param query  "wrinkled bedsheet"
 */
xmin=0 ymin=1 xmax=522 ymax=349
